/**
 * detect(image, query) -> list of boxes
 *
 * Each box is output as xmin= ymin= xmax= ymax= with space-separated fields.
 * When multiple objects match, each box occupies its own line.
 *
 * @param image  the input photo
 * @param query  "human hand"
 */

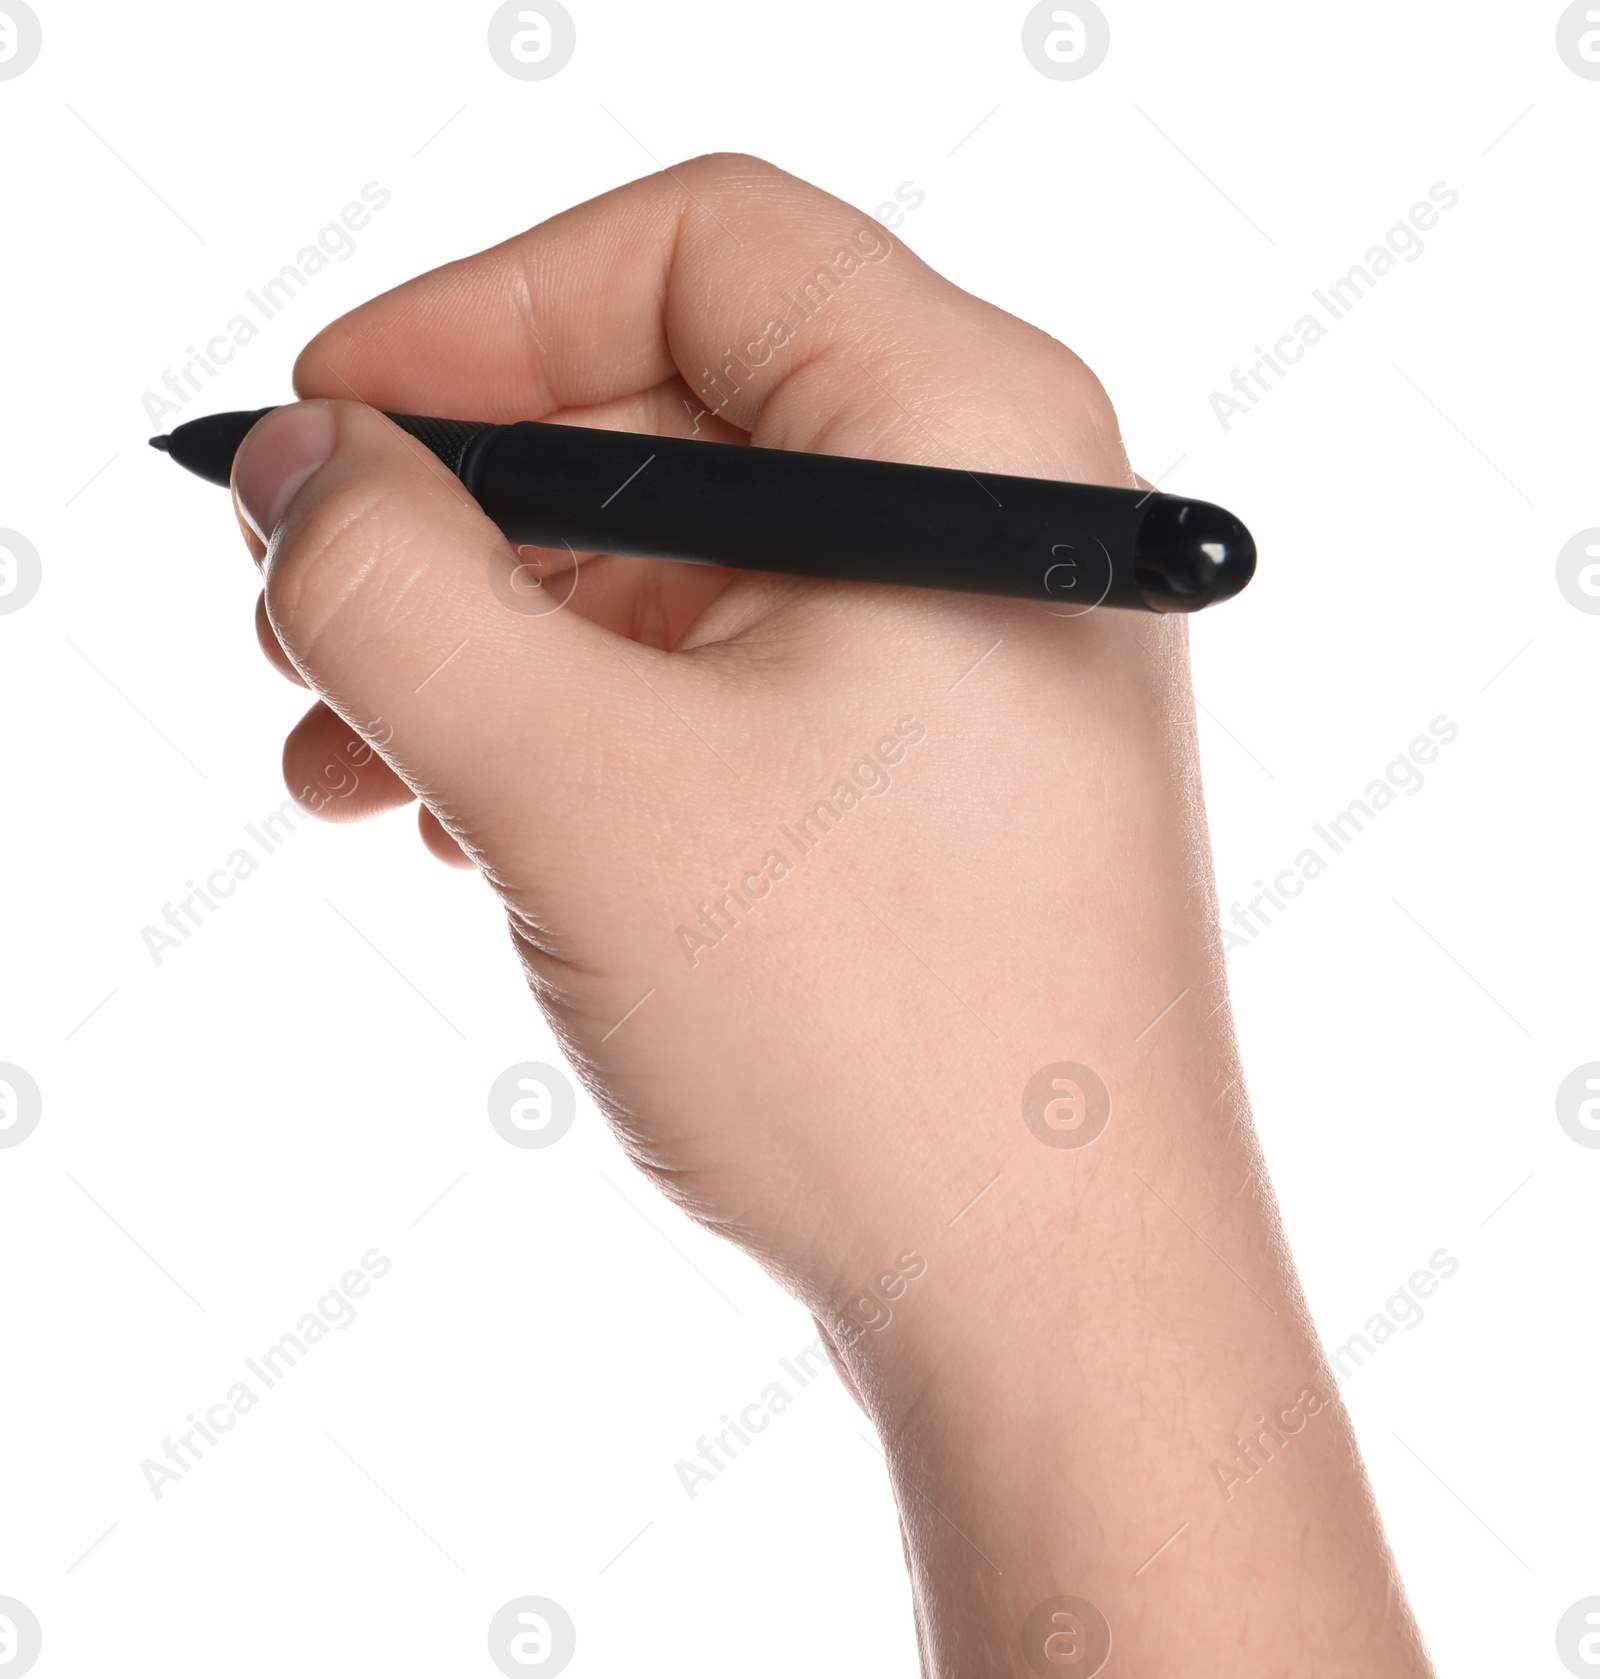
xmin=233 ymin=153 xmax=1177 ymax=1325
xmin=231 ymin=154 xmax=1433 ymax=1677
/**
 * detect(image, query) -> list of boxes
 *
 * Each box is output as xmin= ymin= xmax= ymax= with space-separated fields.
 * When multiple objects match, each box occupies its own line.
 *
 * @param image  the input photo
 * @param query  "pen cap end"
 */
xmin=1134 ymin=496 xmax=1256 ymax=613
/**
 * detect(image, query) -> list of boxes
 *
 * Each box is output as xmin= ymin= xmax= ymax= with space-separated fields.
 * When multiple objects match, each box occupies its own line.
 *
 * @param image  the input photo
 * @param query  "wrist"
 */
xmin=828 ymin=1009 xmax=1252 ymax=1431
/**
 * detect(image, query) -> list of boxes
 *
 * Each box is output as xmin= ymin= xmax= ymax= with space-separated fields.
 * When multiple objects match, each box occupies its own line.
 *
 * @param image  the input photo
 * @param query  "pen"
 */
xmin=151 ymin=407 xmax=1256 ymax=614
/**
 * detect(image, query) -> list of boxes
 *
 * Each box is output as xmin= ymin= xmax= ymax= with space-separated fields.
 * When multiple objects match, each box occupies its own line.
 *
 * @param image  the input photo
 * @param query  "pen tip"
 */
xmin=153 ymin=407 xmax=277 ymax=484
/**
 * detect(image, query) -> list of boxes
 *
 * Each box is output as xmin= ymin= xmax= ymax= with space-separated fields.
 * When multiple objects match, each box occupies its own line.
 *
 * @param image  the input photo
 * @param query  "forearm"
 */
xmin=839 ymin=1017 xmax=1432 ymax=1676
xmin=819 ymin=658 xmax=1434 ymax=1676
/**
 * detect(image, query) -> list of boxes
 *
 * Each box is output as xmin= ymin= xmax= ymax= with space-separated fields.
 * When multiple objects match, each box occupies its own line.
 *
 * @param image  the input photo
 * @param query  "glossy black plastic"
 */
xmin=151 ymin=409 xmax=1256 ymax=613
xmin=1133 ymin=496 xmax=1257 ymax=613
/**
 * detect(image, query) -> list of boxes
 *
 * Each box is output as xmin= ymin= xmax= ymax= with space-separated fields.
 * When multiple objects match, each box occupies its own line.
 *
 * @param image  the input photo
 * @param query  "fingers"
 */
xmin=238 ymin=159 xmax=1146 ymax=888
xmin=233 ymin=399 xmax=666 ymax=865
xmin=418 ymin=804 xmax=477 ymax=869
xmin=255 ymin=590 xmax=307 ymax=686
xmin=282 ymin=699 xmax=415 ymax=823
xmin=293 ymin=153 xmax=1131 ymax=486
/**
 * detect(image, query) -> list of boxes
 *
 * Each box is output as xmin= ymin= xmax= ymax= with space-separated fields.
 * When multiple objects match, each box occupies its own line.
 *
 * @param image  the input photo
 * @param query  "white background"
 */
xmin=0 ymin=2 xmax=1595 ymax=1674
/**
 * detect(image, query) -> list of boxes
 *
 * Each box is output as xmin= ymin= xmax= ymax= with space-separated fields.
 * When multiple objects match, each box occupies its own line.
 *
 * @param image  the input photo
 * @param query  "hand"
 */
xmin=231 ymin=154 xmax=1434 ymax=1677
xmin=232 ymin=153 xmax=1158 ymax=1306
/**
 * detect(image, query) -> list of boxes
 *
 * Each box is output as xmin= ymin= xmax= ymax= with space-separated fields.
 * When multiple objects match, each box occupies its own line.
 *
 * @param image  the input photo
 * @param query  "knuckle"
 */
xmin=1007 ymin=322 xmax=1128 ymax=457
xmin=1070 ymin=358 xmax=1122 ymax=434
xmin=674 ymin=150 xmax=784 ymax=189
xmin=671 ymin=153 xmax=847 ymax=227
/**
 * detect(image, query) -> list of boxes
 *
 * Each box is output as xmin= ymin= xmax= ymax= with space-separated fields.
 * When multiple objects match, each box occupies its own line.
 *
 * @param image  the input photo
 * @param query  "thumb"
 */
xmin=231 ymin=399 xmax=652 ymax=865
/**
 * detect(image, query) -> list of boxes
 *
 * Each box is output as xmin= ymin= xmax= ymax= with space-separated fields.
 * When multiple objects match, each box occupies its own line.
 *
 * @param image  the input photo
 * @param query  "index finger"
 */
xmin=293 ymin=152 xmax=1129 ymax=484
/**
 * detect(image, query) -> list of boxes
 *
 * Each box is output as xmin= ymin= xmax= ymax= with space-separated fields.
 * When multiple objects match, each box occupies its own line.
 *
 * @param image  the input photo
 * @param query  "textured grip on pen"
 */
xmin=386 ymin=414 xmax=495 ymax=477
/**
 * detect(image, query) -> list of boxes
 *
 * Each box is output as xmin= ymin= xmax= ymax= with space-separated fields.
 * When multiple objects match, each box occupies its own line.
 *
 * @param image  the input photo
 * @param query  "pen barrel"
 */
xmin=463 ymin=421 xmax=1151 ymax=610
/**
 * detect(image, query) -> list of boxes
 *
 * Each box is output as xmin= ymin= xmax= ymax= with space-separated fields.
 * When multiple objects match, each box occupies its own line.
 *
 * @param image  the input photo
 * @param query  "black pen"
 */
xmin=150 ymin=407 xmax=1255 ymax=614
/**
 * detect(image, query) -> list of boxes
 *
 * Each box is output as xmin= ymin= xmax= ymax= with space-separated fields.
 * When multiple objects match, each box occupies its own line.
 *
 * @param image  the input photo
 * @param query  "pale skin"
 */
xmin=229 ymin=154 xmax=1436 ymax=1676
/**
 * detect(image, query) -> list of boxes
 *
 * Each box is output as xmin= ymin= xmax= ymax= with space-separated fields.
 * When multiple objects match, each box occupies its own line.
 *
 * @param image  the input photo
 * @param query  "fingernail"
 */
xmin=234 ymin=402 xmax=338 ymax=544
